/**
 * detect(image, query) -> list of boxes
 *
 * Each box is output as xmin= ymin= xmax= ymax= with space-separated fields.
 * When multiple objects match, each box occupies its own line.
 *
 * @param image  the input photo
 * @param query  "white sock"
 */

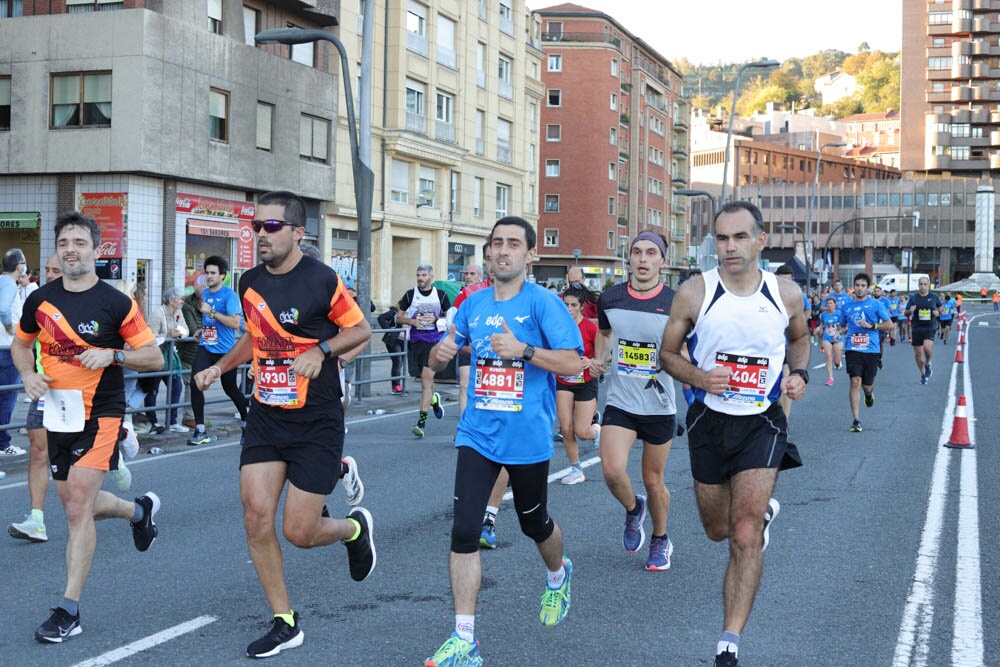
xmin=455 ymin=614 xmax=475 ymax=642
xmin=546 ymin=563 xmax=566 ymax=589
xmin=484 ymin=505 xmax=498 ymax=522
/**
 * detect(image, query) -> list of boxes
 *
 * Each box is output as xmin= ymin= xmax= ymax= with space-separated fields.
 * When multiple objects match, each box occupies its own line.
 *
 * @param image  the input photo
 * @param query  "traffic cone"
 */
xmin=959 ymin=329 xmax=966 ymax=345
xmin=954 ymin=344 xmax=964 ymax=363
xmin=945 ymin=395 xmax=973 ymax=449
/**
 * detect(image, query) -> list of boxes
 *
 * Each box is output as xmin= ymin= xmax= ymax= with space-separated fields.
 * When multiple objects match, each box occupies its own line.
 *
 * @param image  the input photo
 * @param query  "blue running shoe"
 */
xmin=925 ymin=362 xmax=933 ymax=379
xmin=425 ymin=632 xmax=482 ymax=667
xmin=646 ymin=535 xmax=673 ymax=571
xmin=539 ymin=557 xmax=573 ymax=626
xmin=431 ymin=392 xmax=444 ymax=419
xmin=623 ymin=494 xmax=647 ymax=552
xmin=479 ymin=519 xmax=497 ymax=549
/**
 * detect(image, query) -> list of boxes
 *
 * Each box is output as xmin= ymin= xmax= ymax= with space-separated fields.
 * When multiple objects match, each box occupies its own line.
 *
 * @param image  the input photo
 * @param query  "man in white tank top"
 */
xmin=660 ymin=201 xmax=810 ymax=667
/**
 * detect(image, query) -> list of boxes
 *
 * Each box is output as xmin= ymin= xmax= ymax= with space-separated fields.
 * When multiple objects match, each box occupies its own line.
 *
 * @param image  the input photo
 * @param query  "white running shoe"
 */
xmin=8 ymin=514 xmax=48 ymax=542
xmin=1 ymin=444 xmax=26 ymax=456
xmin=341 ymin=456 xmax=365 ymax=506
xmin=762 ymin=498 xmax=780 ymax=552
xmin=168 ymin=423 xmax=190 ymax=433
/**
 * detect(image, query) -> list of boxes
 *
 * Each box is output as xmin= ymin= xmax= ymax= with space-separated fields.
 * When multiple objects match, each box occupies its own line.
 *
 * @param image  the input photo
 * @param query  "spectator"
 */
xmin=0 ymin=248 xmax=27 ymax=456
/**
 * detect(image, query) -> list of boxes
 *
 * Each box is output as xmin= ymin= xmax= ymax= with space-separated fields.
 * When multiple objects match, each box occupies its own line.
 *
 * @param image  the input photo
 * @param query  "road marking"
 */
xmin=71 ymin=615 xmax=217 ymax=667
xmin=503 ymin=455 xmax=602 ymax=502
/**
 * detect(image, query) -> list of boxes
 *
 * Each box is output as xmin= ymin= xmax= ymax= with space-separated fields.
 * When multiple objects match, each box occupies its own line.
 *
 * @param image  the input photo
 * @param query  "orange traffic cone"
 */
xmin=955 ymin=344 xmax=964 ymax=363
xmin=959 ymin=329 xmax=966 ymax=345
xmin=945 ymin=395 xmax=973 ymax=449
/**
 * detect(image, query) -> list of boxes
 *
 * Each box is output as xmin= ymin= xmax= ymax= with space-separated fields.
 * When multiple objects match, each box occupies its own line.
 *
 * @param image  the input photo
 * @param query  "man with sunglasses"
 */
xmin=193 ymin=191 xmax=375 ymax=658
xmin=187 ymin=254 xmax=248 ymax=446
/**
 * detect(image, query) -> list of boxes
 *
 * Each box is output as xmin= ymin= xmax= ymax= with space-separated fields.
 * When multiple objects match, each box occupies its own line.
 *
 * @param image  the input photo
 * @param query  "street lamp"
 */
xmin=572 ymin=248 xmax=581 ymax=265
xmin=720 ymin=59 xmax=780 ymax=205
xmin=807 ymin=140 xmax=846 ymax=292
xmin=676 ymin=188 xmax=718 ymax=250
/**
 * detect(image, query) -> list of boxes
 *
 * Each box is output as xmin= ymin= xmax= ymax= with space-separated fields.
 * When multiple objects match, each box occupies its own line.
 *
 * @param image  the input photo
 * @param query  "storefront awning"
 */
xmin=187 ymin=218 xmax=241 ymax=238
xmin=0 ymin=212 xmax=41 ymax=229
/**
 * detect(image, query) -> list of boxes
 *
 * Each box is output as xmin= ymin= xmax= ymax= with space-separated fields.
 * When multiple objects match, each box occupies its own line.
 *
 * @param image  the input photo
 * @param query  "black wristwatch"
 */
xmin=522 ymin=344 xmax=535 ymax=362
xmin=789 ymin=368 xmax=809 ymax=384
xmin=112 ymin=350 xmax=126 ymax=366
xmin=317 ymin=341 xmax=332 ymax=358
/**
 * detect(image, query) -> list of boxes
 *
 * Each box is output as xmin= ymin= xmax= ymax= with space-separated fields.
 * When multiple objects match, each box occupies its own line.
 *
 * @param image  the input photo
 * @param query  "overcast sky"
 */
xmin=529 ymin=1 xmax=903 ymax=66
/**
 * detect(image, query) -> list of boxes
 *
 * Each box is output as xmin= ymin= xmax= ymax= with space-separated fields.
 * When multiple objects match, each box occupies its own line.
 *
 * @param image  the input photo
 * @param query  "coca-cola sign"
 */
xmin=78 ymin=192 xmax=127 ymax=259
xmin=176 ymin=192 xmax=255 ymax=221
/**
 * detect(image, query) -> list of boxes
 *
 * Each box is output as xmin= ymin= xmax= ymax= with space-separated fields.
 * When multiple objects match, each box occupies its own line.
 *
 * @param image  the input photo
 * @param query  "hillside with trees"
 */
xmin=675 ymin=44 xmax=900 ymax=118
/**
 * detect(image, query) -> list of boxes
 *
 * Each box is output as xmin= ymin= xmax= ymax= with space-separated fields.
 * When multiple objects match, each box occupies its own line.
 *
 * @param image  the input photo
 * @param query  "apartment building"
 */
xmin=0 ymin=0 xmax=339 ymax=307
xmin=530 ymin=3 xmax=689 ymax=289
xmin=331 ymin=0 xmax=543 ymax=306
xmin=842 ymin=110 xmax=901 ymax=168
xmin=900 ymin=0 xmax=1000 ymax=172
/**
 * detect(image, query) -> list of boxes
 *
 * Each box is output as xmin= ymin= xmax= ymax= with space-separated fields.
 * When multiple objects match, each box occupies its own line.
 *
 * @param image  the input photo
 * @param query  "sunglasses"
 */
xmin=251 ymin=219 xmax=298 ymax=233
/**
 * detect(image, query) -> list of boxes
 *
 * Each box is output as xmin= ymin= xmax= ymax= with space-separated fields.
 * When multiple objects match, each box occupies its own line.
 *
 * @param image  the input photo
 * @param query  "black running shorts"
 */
xmin=407 ymin=340 xmax=435 ymax=378
xmin=685 ymin=401 xmax=802 ymax=485
xmin=601 ymin=404 xmax=675 ymax=446
xmin=457 ymin=351 xmax=472 ymax=368
xmin=845 ymin=350 xmax=879 ymax=385
xmin=240 ymin=402 xmax=345 ymax=495
xmin=911 ymin=326 xmax=935 ymax=347
xmin=556 ymin=377 xmax=598 ymax=402
xmin=48 ymin=416 xmax=123 ymax=481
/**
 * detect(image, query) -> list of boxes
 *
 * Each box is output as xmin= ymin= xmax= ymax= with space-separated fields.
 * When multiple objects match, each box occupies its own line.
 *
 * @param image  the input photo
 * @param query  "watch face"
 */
xmin=114 ymin=351 xmax=126 ymax=364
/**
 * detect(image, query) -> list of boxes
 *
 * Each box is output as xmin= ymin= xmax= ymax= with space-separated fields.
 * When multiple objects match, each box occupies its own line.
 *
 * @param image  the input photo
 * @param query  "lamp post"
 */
xmin=572 ymin=248 xmax=581 ymax=266
xmin=720 ymin=59 xmax=780 ymax=205
xmin=778 ymin=224 xmax=805 ymax=290
xmin=676 ymin=189 xmax=718 ymax=255
xmin=807 ymin=140 xmax=846 ymax=292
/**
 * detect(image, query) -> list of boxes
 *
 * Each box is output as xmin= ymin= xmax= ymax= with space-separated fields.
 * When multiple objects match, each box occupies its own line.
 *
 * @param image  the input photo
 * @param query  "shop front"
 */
xmin=0 ymin=212 xmax=41 ymax=274
xmin=77 ymin=192 xmax=127 ymax=280
xmin=447 ymin=241 xmax=476 ymax=281
xmin=176 ymin=193 xmax=256 ymax=291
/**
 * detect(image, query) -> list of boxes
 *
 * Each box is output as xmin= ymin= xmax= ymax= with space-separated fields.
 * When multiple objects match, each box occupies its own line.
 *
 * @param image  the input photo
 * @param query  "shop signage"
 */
xmin=78 ymin=193 xmax=127 ymax=258
xmin=237 ymin=219 xmax=256 ymax=269
xmin=0 ymin=212 xmax=41 ymax=229
xmin=176 ymin=193 xmax=255 ymax=221
xmin=449 ymin=242 xmax=475 ymax=256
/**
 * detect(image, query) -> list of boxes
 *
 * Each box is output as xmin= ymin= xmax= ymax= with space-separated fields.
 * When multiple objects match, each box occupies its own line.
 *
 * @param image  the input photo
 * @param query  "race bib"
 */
xmin=825 ymin=325 xmax=839 ymax=339
xmin=202 ymin=326 xmax=219 ymax=345
xmin=42 ymin=389 xmax=85 ymax=432
xmin=851 ymin=333 xmax=870 ymax=348
xmin=715 ymin=352 xmax=768 ymax=407
xmin=474 ymin=357 xmax=524 ymax=412
xmin=918 ymin=308 xmax=931 ymax=321
xmin=257 ymin=357 xmax=298 ymax=406
xmin=616 ymin=338 xmax=657 ymax=379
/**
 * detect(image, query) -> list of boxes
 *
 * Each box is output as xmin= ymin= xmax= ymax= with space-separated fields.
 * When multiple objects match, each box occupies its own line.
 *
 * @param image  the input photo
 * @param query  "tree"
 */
xmin=856 ymin=53 xmax=901 ymax=111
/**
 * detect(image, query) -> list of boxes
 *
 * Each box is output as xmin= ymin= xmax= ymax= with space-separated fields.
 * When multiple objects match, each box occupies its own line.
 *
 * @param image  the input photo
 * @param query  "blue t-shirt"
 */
xmin=833 ymin=291 xmax=851 ymax=311
xmin=453 ymin=282 xmax=583 ymax=465
xmin=839 ymin=297 xmax=891 ymax=354
xmin=938 ymin=298 xmax=955 ymax=321
xmin=819 ymin=311 xmax=842 ymax=343
xmin=200 ymin=285 xmax=242 ymax=354
xmin=887 ymin=296 xmax=900 ymax=317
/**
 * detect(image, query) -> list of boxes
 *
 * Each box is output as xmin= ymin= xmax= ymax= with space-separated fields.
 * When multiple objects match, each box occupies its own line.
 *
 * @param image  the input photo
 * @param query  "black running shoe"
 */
xmin=35 ymin=607 xmax=81 ymax=643
xmin=344 ymin=507 xmax=376 ymax=582
xmin=715 ymin=650 xmax=739 ymax=667
xmin=850 ymin=420 xmax=863 ymax=433
xmin=864 ymin=391 xmax=875 ymax=408
xmin=246 ymin=612 xmax=304 ymax=658
xmin=131 ymin=492 xmax=160 ymax=552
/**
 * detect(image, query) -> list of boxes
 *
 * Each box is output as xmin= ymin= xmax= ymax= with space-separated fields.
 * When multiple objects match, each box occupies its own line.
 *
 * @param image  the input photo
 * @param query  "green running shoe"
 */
xmin=539 ymin=557 xmax=573 ymax=626
xmin=425 ymin=632 xmax=482 ymax=667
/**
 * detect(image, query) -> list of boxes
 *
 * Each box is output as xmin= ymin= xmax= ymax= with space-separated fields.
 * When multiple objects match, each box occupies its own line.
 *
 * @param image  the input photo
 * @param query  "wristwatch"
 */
xmin=112 ymin=350 xmax=126 ymax=366
xmin=317 ymin=341 xmax=332 ymax=358
xmin=789 ymin=368 xmax=809 ymax=384
xmin=522 ymin=344 xmax=536 ymax=362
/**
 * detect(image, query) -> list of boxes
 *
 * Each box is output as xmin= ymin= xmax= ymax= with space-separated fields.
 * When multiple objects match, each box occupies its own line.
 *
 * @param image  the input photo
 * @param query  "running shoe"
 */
xmin=187 ymin=430 xmax=214 ymax=446
xmin=715 ymin=649 xmax=739 ymax=667
xmin=168 ymin=423 xmax=190 ymax=433
xmin=864 ymin=391 xmax=875 ymax=408
xmin=592 ymin=423 xmax=601 ymax=448
xmin=341 ymin=456 xmax=365 ymax=506
xmin=539 ymin=557 xmax=573 ymax=626
xmin=849 ymin=420 xmax=863 ymax=433
xmin=425 ymin=632 xmax=483 ymax=667
xmin=412 ymin=424 xmax=425 ymax=438
xmin=552 ymin=431 xmax=564 ymax=442
xmin=148 ymin=423 xmax=166 ymax=435
xmin=824 ymin=377 xmax=834 ymax=386
xmin=646 ymin=535 xmax=673 ymax=571
xmin=110 ymin=458 xmax=132 ymax=493
xmin=480 ymin=520 xmax=497 ymax=549
xmin=560 ymin=467 xmax=585 ymax=485
xmin=131 ymin=492 xmax=160 ymax=552
xmin=623 ymin=494 xmax=647 ymax=552
xmin=35 ymin=607 xmax=81 ymax=643
xmin=8 ymin=514 xmax=47 ymax=542
xmin=1 ymin=444 xmax=26 ymax=455
xmin=246 ymin=612 xmax=304 ymax=658
xmin=392 ymin=383 xmax=403 ymax=394
xmin=925 ymin=362 xmax=933 ymax=379
xmin=119 ymin=421 xmax=139 ymax=459
xmin=431 ymin=392 xmax=444 ymax=419
xmin=762 ymin=498 xmax=780 ymax=552
xmin=920 ymin=376 xmax=928 ymax=385
xmin=344 ymin=507 xmax=376 ymax=581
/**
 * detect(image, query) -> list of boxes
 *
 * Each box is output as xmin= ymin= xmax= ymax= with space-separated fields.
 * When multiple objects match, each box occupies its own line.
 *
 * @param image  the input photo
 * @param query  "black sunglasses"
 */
xmin=251 ymin=219 xmax=298 ymax=233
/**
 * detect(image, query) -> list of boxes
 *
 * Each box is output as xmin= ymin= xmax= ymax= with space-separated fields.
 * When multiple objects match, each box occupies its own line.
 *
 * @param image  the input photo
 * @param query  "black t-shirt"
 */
xmin=908 ymin=292 xmax=941 ymax=329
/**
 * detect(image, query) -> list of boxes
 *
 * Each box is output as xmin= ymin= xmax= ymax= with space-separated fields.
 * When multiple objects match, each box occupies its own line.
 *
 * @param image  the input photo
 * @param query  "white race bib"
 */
xmin=42 ymin=389 xmax=85 ymax=432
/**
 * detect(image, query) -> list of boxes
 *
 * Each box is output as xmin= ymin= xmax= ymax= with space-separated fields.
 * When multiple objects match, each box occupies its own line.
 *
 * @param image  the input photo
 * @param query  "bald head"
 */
xmin=45 ymin=254 xmax=62 ymax=283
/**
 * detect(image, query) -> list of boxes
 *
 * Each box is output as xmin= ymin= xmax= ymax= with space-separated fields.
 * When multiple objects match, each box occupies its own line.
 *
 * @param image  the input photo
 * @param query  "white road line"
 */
xmin=71 ymin=615 xmax=217 ymax=667
xmin=503 ymin=454 xmax=602 ymax=501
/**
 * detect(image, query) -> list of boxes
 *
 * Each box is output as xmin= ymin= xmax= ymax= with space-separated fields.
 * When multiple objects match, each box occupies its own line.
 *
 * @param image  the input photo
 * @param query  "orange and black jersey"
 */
xmin=239 ymin=256 xmax=364 ymax=410
xmin=16 ymin=279 xmax=155 ymax=419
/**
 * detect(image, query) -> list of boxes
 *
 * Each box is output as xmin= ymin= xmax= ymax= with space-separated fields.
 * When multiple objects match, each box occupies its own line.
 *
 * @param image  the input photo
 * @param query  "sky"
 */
xmin=529 ymin=1 xmax=903 ymax=66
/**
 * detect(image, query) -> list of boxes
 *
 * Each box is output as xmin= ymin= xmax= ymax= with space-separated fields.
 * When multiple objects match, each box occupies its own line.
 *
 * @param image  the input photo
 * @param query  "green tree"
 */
xmin=857 ymin=53 xmax=901 ymax=111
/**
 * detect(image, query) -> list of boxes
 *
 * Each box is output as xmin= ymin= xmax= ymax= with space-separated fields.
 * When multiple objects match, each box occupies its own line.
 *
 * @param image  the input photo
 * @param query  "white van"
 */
xmin=877 ymin=273 xmax=929 ymax=293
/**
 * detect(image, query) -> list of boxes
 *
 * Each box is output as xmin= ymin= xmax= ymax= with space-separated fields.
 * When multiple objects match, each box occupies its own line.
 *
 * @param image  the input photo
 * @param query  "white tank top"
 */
xmin=688 ymin=268 xmax=789 ymax=416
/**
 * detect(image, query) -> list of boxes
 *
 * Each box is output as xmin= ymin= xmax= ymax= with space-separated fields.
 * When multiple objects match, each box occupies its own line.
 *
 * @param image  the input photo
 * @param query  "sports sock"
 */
xmin=345 ymin=517 xmax=362 ymax=542
xmin=275 ymin=611 xmax=295 ymax=627
xmin=455 ymin=614 xmax=475 ymax=642
xmin=717 ymin=630 xmax=740 ymax=657
xmin=627 ymin=499 xmax=643 ymax=516
xmin=60 ymin=597 xmax=79 ymax=616
xmin=546 ymin=562 xmax=566 ymax=589
xmin=340 ymin=459 xmax=350 ymax=478
xmin=484 ymin=506 xmax=498 ymax=523
xmin=131 ymin=501 xmax=145 ymax=523
xmin=31 ymin=508 xmax=44 ymax=523
xmin=418 ymin=410 xmax=428 ymax=427
xmin=652 ymin=533 xmax=667 ymax=541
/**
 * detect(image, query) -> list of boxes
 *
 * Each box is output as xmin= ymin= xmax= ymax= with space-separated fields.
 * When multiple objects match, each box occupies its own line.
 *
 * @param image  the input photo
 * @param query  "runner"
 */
xmin=886 ymin=289 xmax=901 ymax=347
xmin=591 ymin=231 xmax=677 ymax=571
xmin=937 ymin=292 xmax=955 ymax=344
xmin=897 ymin=293 xmax=910 ymax=343
xmin=660 ymin=200 xmax=808 ymax=667
xmin=425 ymin=216 xmax=583 ymax=667
xmin=12 ymin=212 xmax=163 ymax=643
xmin=830 ymin=278 xmax=851 ymax=311
xmin=555 ymin=286 xmax=599 ymax=486
xmin=818 ymin=296 xmax=843 ymax=386
xmin=906 ymin=276 xmax=941 ymax=385
xmin=192 ymin=191 xmax=375 ymax=658
xmin=839 ymin=273 xmax=893 ymax=432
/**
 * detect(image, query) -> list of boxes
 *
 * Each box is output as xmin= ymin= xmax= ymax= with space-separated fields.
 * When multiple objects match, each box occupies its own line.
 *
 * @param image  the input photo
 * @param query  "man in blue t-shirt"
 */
xmin=188 ymin=255 xmax=249 ymax=445
xmin=937 ymin=293 xmax=956 ymax=344
xmin=839 ymin=273 xmax=892 ymax=433
xmin=425 ymin=217 xmax=583 ymax=667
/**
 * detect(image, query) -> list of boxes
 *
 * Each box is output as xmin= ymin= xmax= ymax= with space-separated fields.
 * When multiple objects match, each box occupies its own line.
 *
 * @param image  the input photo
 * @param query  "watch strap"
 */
xmin=317 ymin=341 xmax=332 ymax=358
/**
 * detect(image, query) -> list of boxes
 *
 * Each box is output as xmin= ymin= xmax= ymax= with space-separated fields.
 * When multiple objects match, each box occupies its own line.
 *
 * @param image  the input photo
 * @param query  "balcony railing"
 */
xmin=406 ymin=111 xmax=427 ymax=134
xmin=498 ymin=80 xmax=513 ymax=100
xmin=542 ymin=31 xmax=622 ymax=48
xmin=497 ymin=140 xmax=512 ymax=164
xmin=475 ymin=138 xmax=484 ymax=156
xmin=435 ymin=120 xmax=455 ymax=143
xmin=436 ymin=46 xmax=456 ymax=69
xmin=500 ymin=15 xmax=514 ymax=35
xmin=407 ymin=31 xmax=428 ymax=56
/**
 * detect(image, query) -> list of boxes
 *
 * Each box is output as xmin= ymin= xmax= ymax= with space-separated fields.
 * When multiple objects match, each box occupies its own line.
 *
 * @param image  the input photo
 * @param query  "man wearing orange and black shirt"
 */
xmin=13 ymin=212 xmax=163 ymax=644
xmin=193 ymin=191 xmax=376 ymax=659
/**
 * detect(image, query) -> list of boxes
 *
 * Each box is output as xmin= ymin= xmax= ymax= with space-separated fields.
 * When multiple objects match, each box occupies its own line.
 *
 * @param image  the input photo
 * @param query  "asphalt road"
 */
xmin=1 ymin=307 xmax=998 ymax=666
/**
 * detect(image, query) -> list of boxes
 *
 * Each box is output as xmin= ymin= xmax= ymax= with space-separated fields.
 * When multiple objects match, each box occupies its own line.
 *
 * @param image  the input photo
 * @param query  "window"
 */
xmin=496 ymin=184 xmax=510 ymax=219
xmin=406 ymin=78 xmax=426 ymax=132
xmin=243 ymin=6 xmax=260 ymax=46
xmin=436 ymin=91 xmax=454 ymax=142
xmin=609 ymin=163 xmax=615 ymax=180
xmin=476 ymin=42 xmax=486 ymax=88
xmin=608 ymin=197 xmax=615 ymax=215
xmin=528 ymin=144 xmax=535 ymax=172
xmin=497 ymin=118 xmax=512 ymax=164
xmin=498 ymin=1 xmax=513 ymax=35
xmin=547 ymin=89 xmax=561 ymax=107
xmin=544 ymin=228 xmax=559 ymax=247
xmin=391 ymin=159 xmax=410 ymax=203
xmin=611 ymin=58 xmax=618 ymax=76
xmin=436 ymin=15 xmax=457 ymax=68
xmin=289 ymin=26 xmax=314 ymax=66
xmin=418 ymin=166 xmax=436 ymax=207
xmin=546 ymin=124 xmax=561 ymax=141
xmin=474 ymin=177 xmax=483 ymax=217
xmin=527 ymin=184 xmax=535 ymax=213
xmin=548 ymin=54 xmax=562 ymax=72
xmin=0 ymin=77 xmax=9 ymax=131
xmin=544 ymin=194 xmax=560 ymax=212
xmin=208 ymin=0 xmax=222 ymax=34
xmin=255 ymin=102 xmax=273 ymax=151
xmin=546 ymin=159 xmax=560 ymax=177
xmin=608 ymin=231 xmax=615 ymax=248
xmin=475 ymin=109 xmax=485 ymax=155
xmin=451 ymin=171 xmax=459 ymax=213
xmin=65 ymin=0 xmax=124 ymax=12
xmin=545 ymin=21 xmax=563 ymax=39
xmin=206 ymin=87 xmax=228 ymax=140
xmin=2 ymin=1 xmax=24 ymax=17
xmin=609 ymin=127 xmax=617 ymax=145
xmin=528 ymin=101 xmax=537 ymax=132
xmin=406 ymin=1 xmax=428 ymax=55
xmin=52 ymin=72 xmax=112 ymax=128
xmin=498 ymin=56 xmax=513 ymax=99
xmin=299 ymin=114 xmax=329 ymax=162
xmin=610 ymin=93 xmax=617 ymax=111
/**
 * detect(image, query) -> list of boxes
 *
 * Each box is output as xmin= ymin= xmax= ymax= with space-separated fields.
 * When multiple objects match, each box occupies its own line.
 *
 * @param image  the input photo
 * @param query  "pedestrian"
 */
xmin=396 ymin=263 xmax=450 ymax=437
xmin=187 ymin=255 xmax=249 ymax=445
xmin=661 ymin=200 xmax=809 ymax=667
xmin=453 ymin=241 xmax=493 ymax=416
xmin=192 ymin=191 xmax=375 ymax=658
xmin=0 ymin=247 xmax=27 ymax=456
xmin=591 ymin=231 xmax=678 ymax=571
xmin=993 ymin=290 xmax=999 ymax=312
xmin=16 ymin=266 xmax=38 ymax=303
xmin=376 ymin=306 xmax=405 ymax=394
xmin=12 ymin=211 xmax=162 ymax=643
xmin=425 ymin=216 xmax=583 ymax=666
xmin=142 ymin=287 xmax=189 ymax=433
xmin=178 ymin=276 xmax=205 ymax=428
xmin=906 ymin=276 xmax=942 ymax=385
xmin=840 ymin=273 xmax=893 ymax=432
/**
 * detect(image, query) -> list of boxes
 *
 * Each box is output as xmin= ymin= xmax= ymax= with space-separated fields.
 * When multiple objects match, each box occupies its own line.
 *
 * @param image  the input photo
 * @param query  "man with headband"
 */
xmin=592 ymin=231 xmax=678 ymax=571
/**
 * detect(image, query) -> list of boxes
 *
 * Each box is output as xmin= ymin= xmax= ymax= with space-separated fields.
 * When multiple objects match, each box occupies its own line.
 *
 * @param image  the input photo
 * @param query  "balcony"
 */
xmin=475 ymin=138 xmax=484 ymax=156
xmin=478 ymin=0 xmax=487 ymax=21
xmin=542 ymin=31 xmax=622 ymax=48
xmin=497 ymin=139 xmax=511 ymax=164
xmin=435 ymin=120 xmax=455 ymax=143
xmin=406 ymin=111 xmax=427 ymax=134
xmin=476 ymin=69 xmax=486 ymax=88
xmin=498 ymin=80 xmax=513 ymax=100
xmin=437 ymin=46 xmax=457 ymax=69
xmin=500 ymin=15 xmax=514 ymax=36
xmin=407 ymin=31 xmax=428 ymax=56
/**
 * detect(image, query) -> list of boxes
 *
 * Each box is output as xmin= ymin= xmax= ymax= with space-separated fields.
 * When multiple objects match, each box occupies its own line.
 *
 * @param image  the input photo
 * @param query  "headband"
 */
xmin=631 ymin=231 xmax=666 ymax=257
